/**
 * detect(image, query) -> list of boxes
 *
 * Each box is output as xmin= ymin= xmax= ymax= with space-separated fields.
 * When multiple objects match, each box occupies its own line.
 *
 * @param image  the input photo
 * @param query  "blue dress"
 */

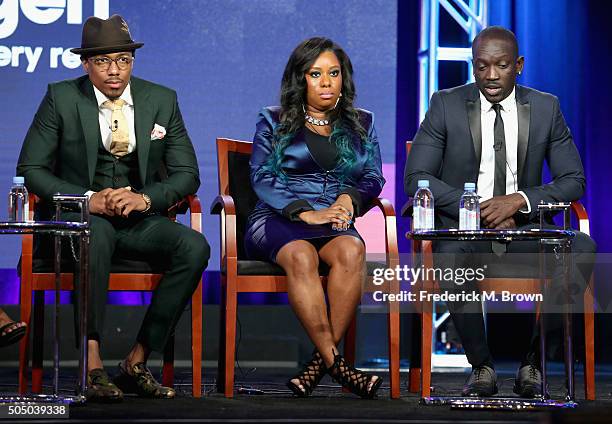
xmin=244 ymin=106 xmax=385 ymax=262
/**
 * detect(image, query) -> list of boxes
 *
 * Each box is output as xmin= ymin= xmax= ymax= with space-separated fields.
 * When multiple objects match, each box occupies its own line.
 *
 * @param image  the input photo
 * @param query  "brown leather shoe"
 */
xmin=86 ymin=368 xmax=123 ymax=403
xmin=113 ymin=362 xmax=175 ymax=399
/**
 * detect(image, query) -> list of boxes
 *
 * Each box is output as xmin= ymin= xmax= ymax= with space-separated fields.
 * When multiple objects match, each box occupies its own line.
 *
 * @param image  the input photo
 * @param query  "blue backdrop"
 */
xmin=489 ymin=0 xmax=611 ymax=252
xmin=396 ymin=0 xmax=612 ymax=257
xmin=0 ymin=0 xmax=398 ymax=274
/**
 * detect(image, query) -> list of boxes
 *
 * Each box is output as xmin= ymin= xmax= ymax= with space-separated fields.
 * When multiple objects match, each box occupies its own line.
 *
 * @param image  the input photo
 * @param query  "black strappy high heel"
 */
xmin=286 ymin=350 xmax=327 ymax=397
xmin=328 ymin=352 xmax=382 ymax=399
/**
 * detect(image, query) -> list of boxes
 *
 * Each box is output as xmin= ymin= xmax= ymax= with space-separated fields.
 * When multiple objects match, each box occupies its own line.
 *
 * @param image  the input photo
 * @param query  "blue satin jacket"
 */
xmin=248 ymin=106 xmax=385 ymax=223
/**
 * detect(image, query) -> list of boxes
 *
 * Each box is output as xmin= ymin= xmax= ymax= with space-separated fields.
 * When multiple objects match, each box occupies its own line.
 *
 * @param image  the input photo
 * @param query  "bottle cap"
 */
xmin=417 ymin=180 xmax=430 ymax=188
xmin=12 ymin=176 xmax=25 ymax=185
xmin=464 ymin=182 xmax=476 ymax=191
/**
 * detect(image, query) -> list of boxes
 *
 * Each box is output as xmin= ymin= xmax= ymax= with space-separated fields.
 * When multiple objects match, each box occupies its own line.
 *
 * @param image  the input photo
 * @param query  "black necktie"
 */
xmin=492 ymin=103 xmax=507 ymax=197
xmin=491 ymin=104 xmax=507 ymax=255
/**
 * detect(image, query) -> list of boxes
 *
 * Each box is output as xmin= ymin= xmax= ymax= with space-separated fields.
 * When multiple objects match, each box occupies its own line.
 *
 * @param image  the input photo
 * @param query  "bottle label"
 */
xmin=8 ymin=189 xmax=29 ymax=222
xmin=459 ymin=208 xmax=480 ymax=230
xmin=414 ymin=206 xmax=434 ymax=230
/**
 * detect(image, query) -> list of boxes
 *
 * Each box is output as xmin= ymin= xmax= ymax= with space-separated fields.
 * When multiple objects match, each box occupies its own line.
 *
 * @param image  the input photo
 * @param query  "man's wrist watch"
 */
xmin=141 ymin=193 xmax=152 ymax=213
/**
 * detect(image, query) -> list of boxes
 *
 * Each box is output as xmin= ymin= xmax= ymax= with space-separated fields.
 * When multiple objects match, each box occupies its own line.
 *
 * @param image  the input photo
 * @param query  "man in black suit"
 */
xmin=404 ymin=26 xmax=596 ymax=397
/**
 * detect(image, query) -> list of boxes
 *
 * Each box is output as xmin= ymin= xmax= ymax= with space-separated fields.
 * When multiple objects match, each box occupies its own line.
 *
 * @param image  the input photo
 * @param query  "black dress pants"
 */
xmin=70 ymin=213 xmax=210 ymax=352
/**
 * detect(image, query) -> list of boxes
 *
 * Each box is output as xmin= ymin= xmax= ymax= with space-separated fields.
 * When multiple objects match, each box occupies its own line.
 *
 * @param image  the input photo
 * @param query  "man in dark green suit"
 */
xmin=17 ymin=15 xmax=210 ymax=401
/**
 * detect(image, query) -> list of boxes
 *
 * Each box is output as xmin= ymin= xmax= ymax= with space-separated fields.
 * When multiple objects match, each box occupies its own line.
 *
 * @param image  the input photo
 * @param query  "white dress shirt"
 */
xmin=93 ymin=84 xmax=137 ymax=154
xmin=477 ymin=87 xmax=530 ymax=212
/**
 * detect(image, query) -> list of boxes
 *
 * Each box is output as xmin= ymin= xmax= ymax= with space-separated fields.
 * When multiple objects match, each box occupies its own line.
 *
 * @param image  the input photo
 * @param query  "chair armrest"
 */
xmin=28 ymin=193 xmax=39 ymax=219
xmin=21 ymin=194 xmax=40 ymax=260
xmin=210 ymin=194 xmax=236 ymax=216
xmin=400 ymin=199 xmax=412 ymax=218
xmin=368 ymin=197 xmax=395 ymax=218
xmin=186 ymin=194 xmax=202 ymax=213
xmin=182 ymin=194 xmax=202 ymax=233
xmin=210 ymin=195 xmax=238 ymax=261
xmin=366 ymin=197 xmax=399 ymax=267
xmin=570 ymin=201 xmax=590 ymax=236
xmin=168 ymin=194 xmax=202 ymax=218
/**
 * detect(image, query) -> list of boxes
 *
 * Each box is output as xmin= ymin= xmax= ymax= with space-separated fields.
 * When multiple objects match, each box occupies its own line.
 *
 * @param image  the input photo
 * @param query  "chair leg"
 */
xmin=191 ymin=279 xmax=203 ymax=398
xmin=408 ymin=366 xmax=421 ymax=394
xmin=162 ymin=335 xmax=175 ymax=388
xmin=421 ymin=302 xmax=433 ymax=398
xmin=219 ymin=275 xmax=237 ymax=398
xmin=216 ymin=276 xmax=227 ymax=394
xmin=19 ymin=279 xmax=33 ymax=394
xmin=408 ymin=313 xmax=422 ymax=393
xmin=388 ymin=300 xmax=401 ymax=399
xmin=31 ymin=291 xmax=45 ymax=393
xmin=584 ymin=277 xmax=595 ymax=400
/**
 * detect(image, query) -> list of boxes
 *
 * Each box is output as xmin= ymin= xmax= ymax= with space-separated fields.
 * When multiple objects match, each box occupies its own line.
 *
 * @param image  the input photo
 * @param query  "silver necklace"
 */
xmin=304 ymin=113 xmax=329 ymax=126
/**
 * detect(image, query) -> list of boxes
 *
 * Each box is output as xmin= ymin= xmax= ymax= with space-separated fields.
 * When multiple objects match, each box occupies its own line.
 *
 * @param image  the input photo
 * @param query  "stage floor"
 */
xmin=1 ymin=364 xmax=611 ymax=423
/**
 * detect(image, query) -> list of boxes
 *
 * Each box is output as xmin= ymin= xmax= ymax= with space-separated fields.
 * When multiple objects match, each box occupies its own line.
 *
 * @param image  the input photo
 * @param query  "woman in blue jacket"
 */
xmin=245 ymin=37 xmax=385 ymax=399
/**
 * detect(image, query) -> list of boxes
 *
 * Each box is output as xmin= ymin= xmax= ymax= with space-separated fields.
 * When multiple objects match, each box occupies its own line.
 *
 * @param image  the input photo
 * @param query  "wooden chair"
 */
xmin=18 ymin=194 xmax=204 ymax=397
xmin=403 ymin=141 xmax=596 ymax=400
xmin=211 ymin=137 xmax=401 ymax=398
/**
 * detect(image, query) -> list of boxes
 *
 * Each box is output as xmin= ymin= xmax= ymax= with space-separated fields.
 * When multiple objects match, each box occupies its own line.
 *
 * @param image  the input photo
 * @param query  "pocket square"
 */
xmin=151 ymin=124 xmax=166 ymax=141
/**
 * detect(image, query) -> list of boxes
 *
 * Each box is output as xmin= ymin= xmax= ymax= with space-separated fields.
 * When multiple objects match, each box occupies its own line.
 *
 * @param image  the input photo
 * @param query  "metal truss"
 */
xmin=417 ymin=0 xmax=489 ymax=369
xmin=418 ymin=0 xmax=488 ymax=122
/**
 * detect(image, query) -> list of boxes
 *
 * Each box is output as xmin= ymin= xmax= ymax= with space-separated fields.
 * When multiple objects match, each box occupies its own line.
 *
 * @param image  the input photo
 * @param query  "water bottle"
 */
xmin=8 ymin=176 xmax=29 ymax=222
xmin=459 ymin=182 xmax=480 ymax=230
xmin=413 ymin=179 xmax=434 ymax=230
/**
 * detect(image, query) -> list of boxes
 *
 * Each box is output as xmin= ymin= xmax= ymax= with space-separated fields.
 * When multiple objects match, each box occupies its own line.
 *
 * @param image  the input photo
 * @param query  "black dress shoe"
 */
xmin=86 ymin=368 xmax=123 ymax=403
xmin=113 ymin=362 xmax=176 ymax=399
xmin=513 ymin=364 xmax=543 ymax=398
xmin=461 ymin=365 xmax=498 ymax=397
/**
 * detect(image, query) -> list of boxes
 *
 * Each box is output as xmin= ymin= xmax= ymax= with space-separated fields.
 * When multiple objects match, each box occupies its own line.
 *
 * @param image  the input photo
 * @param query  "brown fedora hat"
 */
xmin=70 ymin=14 xmax=143 ymax=56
